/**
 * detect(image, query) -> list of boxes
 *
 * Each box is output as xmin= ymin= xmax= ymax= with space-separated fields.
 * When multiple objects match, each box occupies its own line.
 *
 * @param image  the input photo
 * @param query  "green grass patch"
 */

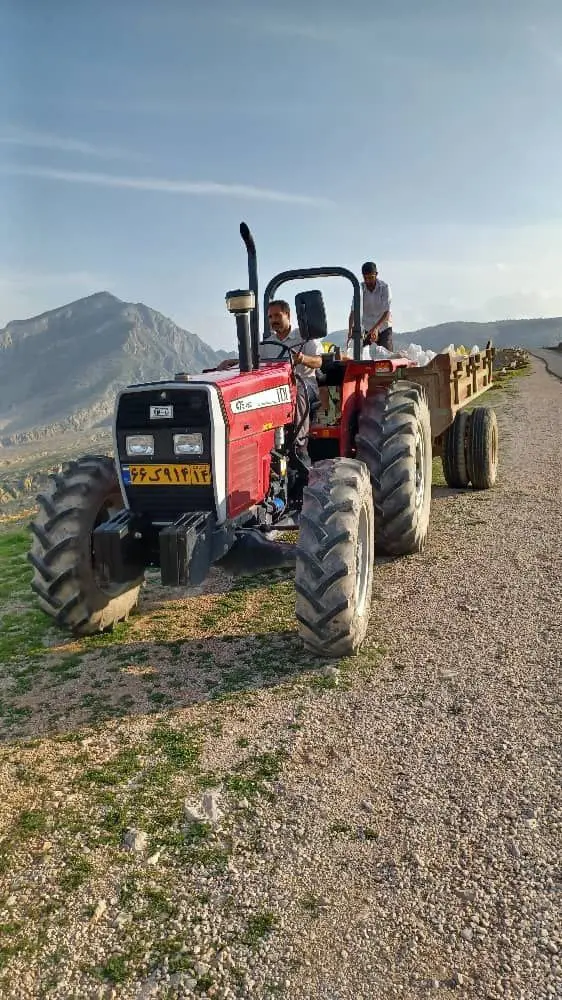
xmin=243 ymin=910 xmax=277 ymax=945
xmin=0 ymin=531 xmax=31 ymax=602
xmin=58 ymin=855 xmax=93 ymax=891
xmin=79 ymin=748 xmax=141 ymax=788
xmin=432 ymin=456 xmax=446 ymax=488
xmin=223 ymin=749 xmax=288 ymax=800
xmin=149 ymin=722 xmax=202 ymax=776
xmin=0 ymin=608 xmax=54 ymax=661
xmin=13 ymin=808 xmax=48 ymax=838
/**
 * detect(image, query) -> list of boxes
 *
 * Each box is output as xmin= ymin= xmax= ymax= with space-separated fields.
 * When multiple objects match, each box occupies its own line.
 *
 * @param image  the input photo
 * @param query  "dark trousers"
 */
xmin=294 ymin=379 xmax=319 ymax=451
xmin=363 ymin=326 xmax=394 ymax=352
xmin=378 ymin=327 xmax=394 ymax=351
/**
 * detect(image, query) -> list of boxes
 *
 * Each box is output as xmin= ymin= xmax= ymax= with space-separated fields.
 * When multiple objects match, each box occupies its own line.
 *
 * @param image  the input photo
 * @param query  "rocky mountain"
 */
xmin=0 ymin=292 xmax=235 ymax=444
xmin=329 ymin=316 xmax=562 ymax=352
xmin=2 ymin=290 xmax=561 ymax=446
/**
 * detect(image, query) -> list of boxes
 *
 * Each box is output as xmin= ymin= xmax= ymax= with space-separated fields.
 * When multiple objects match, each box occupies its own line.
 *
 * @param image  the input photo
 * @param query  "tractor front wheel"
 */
xmin=295 ymin=457 xmax=374 ymax=658
xmin=28 ymin=455 xmax=144 ymax=636
xmin=356 ymin=381 xmax=433 ymax=556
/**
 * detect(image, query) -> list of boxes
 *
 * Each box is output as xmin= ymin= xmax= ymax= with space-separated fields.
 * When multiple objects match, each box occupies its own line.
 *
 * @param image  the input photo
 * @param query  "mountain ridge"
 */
xmin=1 ymin=292 xmax=561 ymax=445
xmin=0 ymin=292 xmax=235 ymax=445
xmin=328 ymin=315 xmax=562 ymax=352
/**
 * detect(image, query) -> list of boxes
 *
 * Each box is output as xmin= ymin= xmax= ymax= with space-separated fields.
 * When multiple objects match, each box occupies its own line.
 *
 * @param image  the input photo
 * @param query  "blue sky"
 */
xmin=1 ymin=0 xmax=562 ymax=348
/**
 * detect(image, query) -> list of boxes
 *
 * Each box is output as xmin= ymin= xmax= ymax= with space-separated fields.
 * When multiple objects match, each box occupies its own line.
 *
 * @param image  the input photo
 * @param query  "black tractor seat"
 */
xmin=294 ymin=289 xmax=347 ymax=388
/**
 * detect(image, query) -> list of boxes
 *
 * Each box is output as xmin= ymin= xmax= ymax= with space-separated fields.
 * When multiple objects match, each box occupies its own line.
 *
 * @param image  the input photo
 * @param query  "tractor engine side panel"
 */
xmin=217 ymin=366 xmax=295 ymax=519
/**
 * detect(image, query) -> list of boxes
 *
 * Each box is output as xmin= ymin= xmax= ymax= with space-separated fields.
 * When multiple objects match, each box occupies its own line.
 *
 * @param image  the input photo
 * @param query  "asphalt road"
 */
xmin=529 ymin=348 xmax=562 ymax=380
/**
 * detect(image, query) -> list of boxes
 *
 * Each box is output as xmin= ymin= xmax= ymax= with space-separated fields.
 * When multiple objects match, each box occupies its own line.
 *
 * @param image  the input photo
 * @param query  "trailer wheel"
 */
xmin=442 ymin=411 xmax=470 ymax=488
xmin=465 ymin=406 xmax=499 ymax=489
xmin=356 ymin=381 xmax=433 ymax=556
xmin=28 ymin=455 xmax=144 ymax=636
xmin=295 ymin=457 xmax=374 ymax=658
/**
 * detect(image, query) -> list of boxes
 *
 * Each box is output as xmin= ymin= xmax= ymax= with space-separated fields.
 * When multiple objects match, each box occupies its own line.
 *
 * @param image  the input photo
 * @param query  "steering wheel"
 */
xmin=262 ymin=337 xmax=305 ymax=362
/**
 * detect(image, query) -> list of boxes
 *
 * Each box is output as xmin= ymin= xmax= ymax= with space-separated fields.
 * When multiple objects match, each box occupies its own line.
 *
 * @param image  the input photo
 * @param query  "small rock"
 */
xmin=322 ymin=666 xmax=340 ymax=684
xmin=195 ymin=961 xmax=211 ymax=977
xmin=361 ymin=800 xmax=375 ymax=814
xmin=184 ymin=804 xmax=205 ymax=824
xmin=452 ymin=971 xmax=465 ymax=986
xmin=457 ymin=889 xmax=477 ymax=902
xmin=461 ymin=927 xmax=473 ymax=942
xmin=122 ymin=828 xmax=148 ymax=853
xmin=201 ymin=789 xmax=224 ymax=824
xmin=147 ymin=850 xmax=162 ymax=865
xmin=5 ymin=895 xmax=16 ymax=907
xmin=91 ymin=899 xmax=107 ymax=923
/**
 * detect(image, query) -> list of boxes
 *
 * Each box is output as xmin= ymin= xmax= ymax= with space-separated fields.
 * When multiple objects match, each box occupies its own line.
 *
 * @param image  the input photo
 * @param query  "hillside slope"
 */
xmin=0 ymin=292 xmax=232 ymax=443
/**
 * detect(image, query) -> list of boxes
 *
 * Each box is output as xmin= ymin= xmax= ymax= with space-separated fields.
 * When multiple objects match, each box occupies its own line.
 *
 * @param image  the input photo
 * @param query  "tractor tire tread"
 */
xmin=295 ymin=457 xmax=374 ymax=658
xmin=356 ymin=380 xmax=433 ymax=556
xmin=28 ymin=454 xmax=143 ymax=636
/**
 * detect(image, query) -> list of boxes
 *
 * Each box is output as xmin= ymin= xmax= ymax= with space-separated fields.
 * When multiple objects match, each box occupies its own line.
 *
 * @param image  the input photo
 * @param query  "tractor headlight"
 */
xmin=126 ymin=434 xmax=154 ymax=456
xmin=173 ymin=432 xmax=204 ymax=456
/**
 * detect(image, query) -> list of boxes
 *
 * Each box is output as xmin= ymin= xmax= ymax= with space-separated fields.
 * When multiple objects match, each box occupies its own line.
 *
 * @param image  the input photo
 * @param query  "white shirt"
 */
xmin=351 ymin=279 xmax=392 ymax=333
xmin=259 ymin=328 xmax=323 ymax=382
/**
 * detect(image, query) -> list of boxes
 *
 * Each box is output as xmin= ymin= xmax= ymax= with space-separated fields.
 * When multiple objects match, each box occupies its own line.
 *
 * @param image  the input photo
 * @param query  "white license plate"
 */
xmin=149 ymin=404 xmax=173 ymax=419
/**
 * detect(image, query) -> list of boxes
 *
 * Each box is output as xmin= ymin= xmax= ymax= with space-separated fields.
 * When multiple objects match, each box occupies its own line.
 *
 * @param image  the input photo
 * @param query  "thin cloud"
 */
xmin=1 ymin=164 xmax=333 ymax=207
xmin=526 ymin=23 xmax=562 ymax=71
xmin=224 ymin=12 xmax=364 ymax=44
xmin=0 ymin=127 xmax=146 ymax=161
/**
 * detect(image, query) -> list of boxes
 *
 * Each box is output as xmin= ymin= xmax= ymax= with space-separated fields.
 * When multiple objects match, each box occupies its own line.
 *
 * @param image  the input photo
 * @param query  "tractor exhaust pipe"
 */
xmin=225 ymin=290 xmax=254 ymax=373
xmin=239 ymin=222 xmax=260 ymax=370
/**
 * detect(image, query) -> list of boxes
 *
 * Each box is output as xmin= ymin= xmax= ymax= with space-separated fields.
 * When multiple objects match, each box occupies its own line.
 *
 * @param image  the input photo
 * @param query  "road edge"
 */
xmin=529 ymin=350 xmax=562 ymax=383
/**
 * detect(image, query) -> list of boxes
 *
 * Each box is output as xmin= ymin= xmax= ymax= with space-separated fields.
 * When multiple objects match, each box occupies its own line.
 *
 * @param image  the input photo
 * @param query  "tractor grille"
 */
xmin=116 ymin=387 xmax=209 ymax=430
xmin=116 ymin=386 xmax=216 ymax=521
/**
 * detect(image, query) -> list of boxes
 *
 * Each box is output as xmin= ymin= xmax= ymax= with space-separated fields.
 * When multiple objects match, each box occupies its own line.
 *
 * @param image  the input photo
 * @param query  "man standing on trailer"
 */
xmin=347 ymin=260 xmax=393 ymax=357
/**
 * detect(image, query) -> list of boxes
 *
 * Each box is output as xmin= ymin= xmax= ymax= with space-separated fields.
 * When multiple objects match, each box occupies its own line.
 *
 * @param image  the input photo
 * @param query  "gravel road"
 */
xmin=1 ymin=362 xmax=560 ymax=1000
xmin=210 ymin=361 xmax=561 ymax=1000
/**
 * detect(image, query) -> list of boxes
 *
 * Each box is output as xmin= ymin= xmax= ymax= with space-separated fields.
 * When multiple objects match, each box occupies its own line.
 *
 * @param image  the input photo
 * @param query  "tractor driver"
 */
xmin=217 ymin=299 xmax=324 ymax=468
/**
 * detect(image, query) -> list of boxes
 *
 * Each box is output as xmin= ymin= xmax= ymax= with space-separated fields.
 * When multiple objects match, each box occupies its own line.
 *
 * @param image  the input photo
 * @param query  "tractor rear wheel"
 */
xmin=295 ymin=457 xmax=374 ymax=658
xmin=28 ymin=455 xmax=144 ymax=636
xmin=442 ymin=410 xmax=470 ymax=488
xmin=356 ymin=381 xmax=433 ymax=556
xmin=465 ymin=406 xmax=499 ymax=489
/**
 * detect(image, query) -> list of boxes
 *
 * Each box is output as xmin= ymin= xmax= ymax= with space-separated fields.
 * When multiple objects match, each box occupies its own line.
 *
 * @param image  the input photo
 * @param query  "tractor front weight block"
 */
xmin=93 ymin=509 xmax=147 ymax=585
xmin=159 ymin=512 xmax=215 ymax=588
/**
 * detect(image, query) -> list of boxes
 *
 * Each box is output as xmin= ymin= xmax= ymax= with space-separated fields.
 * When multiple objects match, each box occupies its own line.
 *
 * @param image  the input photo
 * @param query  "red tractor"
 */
xmin=28 ymin=223 xmax=497 ymax=658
